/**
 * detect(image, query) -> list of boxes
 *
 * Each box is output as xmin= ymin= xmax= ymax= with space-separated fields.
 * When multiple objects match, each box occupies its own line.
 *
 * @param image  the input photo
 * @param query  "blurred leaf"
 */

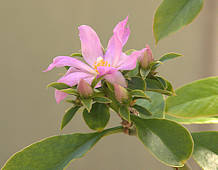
xmin=130 ymin=89 xmax=150 ymax=100
xmin=47 ymin=82 xmax=71 ymax=90
xmin=166 ymin=114 xmax=218 ymax=124
xmin=2 ymin=126 xmax=123 ymax=170
xmin=127 ymin=76 xmax=146 ymax=91
xmin=83 ymin=103 xmax=110 ymax=131
xmin=133 ymin=104 xmax=152 ymax=116
xmin=80 ymin=98 xmax=93 ymax=112
xmin=166 ymin=77 xmax=218 ymax=118
xmin=93 ymin=96 xmax=112 ymax=103
xmin=61 ymin=106 xmax=80 ymax=130
xmin=136 ymin=91 xmax=165 ymax=118
xmin=70 ymin=53 xmax=83 ymax=57
xmin=192 ymin=132 xmax=218 ymax=170
xmin=159 ymin=53 xmax=182 ymax=63
xmin=119 ymin=105 xmax=130 ymax=122
xmin=125 ymin=49 xmax=136 ymax=55
xmin=153 ymin=0 xmax=204 ymax=43
xmin=131 ymin=115 xmax=193 ymax=167
xmin=60 ymin=88 xmax=78 ymax=95
xmin=174 ymin=164 xmax=192 ymax=170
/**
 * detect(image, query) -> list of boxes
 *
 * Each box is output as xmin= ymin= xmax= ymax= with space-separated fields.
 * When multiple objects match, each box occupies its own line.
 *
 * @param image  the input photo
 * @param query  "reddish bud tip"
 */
xmin=77 ymin=79 xmax=93 ymax=98
xmin=114 ymin=84 xmax=128 ymax=103
xmin=138 ymin=45 xmax=154 ymax=69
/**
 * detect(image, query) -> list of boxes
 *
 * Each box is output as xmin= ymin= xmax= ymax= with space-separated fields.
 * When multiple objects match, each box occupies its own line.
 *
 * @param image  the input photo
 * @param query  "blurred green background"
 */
xmin=0 ymin=0 xmax=217 ymax=169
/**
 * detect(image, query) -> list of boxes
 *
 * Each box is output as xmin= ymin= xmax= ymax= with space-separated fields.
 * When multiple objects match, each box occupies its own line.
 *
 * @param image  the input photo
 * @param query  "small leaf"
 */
xmin=175 ymin=164 xmax=192 ymax=170
xmin=125 ymin=49 xmax=136 ymax=55
xmin=93 ymin=96 xmax=112 ymax=103
xmin=133 ymin=104 xmax=152 ymax=116
xmin=61 ymin=106 xmax=80 ymax=130
xmin=130 ymin=90 xmax=150 ymax=100
xmin=153 ymin=0 xmax=204 ymax=43
xmin=80 ymin=98 xmax=93 ymax=112
xmin=131 ymin=115 xmax=193 ymax=167
xmin=140 ymin=67 xmax=150 ymax=79
xmin=166 ymin=114 xmax=218 ymax=124
xmin=159 ymin=53 xmax=182 ymax=63
xmin=83 ymin=103 xmax=110 ymax=131
xmin=192 ymin=132 xmax=218 ymax=170
xmin=127 ymin=62 xmax=140 ymax=77
xmin=119 ymin=105 xmax=130 ymax=122
xmin=2 ymin=126 xmax=123 ymax=170
xmin=47 ymin=82 xmax=71 ymax=90
xmin=60 ymin=88 xmax=78 ymax=95
xmin=166 ymin=77 xmax=218 ymax=118
xmin=136 ymin=91 xmax=165 ymax=118
xmin=70 ymin=53 xmax=83 ymax=57
xmin=127 ymin=76 xmax=146 ymax=91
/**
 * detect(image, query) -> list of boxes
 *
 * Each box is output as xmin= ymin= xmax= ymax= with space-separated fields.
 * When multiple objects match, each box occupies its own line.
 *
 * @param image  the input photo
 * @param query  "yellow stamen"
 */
xmin=93 ymin=57 xmax=111 ymax=74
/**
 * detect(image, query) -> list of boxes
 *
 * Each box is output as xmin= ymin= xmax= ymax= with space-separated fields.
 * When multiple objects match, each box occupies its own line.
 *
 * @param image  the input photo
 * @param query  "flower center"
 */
xmin=93 ymin=57 xmax=111 ymax=74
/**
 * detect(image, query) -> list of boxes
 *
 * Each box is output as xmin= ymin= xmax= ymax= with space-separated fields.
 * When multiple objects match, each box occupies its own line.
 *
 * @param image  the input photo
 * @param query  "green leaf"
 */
xmin=159 ymin=53 xmax=182 ymax=63
xmin=130 ymin=89 xmax=150 ymax=100
xmin=83 ymin=103 xmax=110 ymax=131
xmin=131 ymin=115 xmax=193 ymax=167
xmin=174 ymin=164 xmax=192 ymax=170
xmin=61 ymin=106 xmax=80 ymax=130
xmin=70 ymin=53 xmax=83 ymax=57
xmin=125 ymin=49 xmax=136 ymax=55
xmin=192 ymin=132 xmax=218 ymax=170
xmin=60 ymin=88 xmax=78 ymax=95
xmin=166 ymin=77 xmax=218 ymax=118
xmin=119 ymin=105 xmax=130 ymax=122
xmin=166 ymin=114 xmax=218 ymax=124
xmin=127 ymin=62 xmax=140 ymax=77
xmin=47 ymin=82 xmax=71 ymax=90
xmin=153 ymin=0 xmax=204 ymax=43
xmin=136 ymin=91 xmax=165 ymax=118
xmin=2 ymin=126 xmax=123 ymax=170
xmin=146 ymin=77 xmax=174 ymax=96
xmin=93 ymin=96 xmax=112 ymax=103
xmin=80 ymin=98 xmax=93 ymax=112
xmin=133 ymin=104 xmax=152 ymax=116
xmin=127 ymin=76 xmax=146 ymax=91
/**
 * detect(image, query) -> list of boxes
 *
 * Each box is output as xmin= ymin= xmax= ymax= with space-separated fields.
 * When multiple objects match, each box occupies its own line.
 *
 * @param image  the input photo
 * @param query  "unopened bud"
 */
xmin=77 ymin=79 xmax=93 ymax=98
xmin=114 ymin=84 xmax=128 ymax=103
xmin=138 ymin=45 xmax=154 ymax=69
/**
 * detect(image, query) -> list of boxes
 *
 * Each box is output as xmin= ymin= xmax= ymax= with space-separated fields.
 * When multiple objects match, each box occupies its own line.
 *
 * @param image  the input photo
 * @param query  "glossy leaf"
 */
xmin=131 ymin=115 xmax=193 ymax=167
xmin=133 ymin=104 xmax=152 ymax=116
xmin=61 ymin=106 xmax=80 ymax=130
xmin=127 ymin=76 xmax=146 ymax=91
xmin=83 ymin=103 xmax=110 ymax=131
xmin=192 ymin=132 xmax=218 ymax=170
xmin=47 ymin=82 xmax=71 ymax=90
xmin=159 ymin=53 xmax=182 ymax=63
xmin=166 ymin=77 xmax=218 ymax=118
xmin=2 ymin=126 xmax=123 ymax=170
xmin=130 ymin=89 xmax=150 ymax=100
xmin=119 ymin=105 xmax=130 ymax=122
xmin=166 ymin=114 xmax=218 ymax=124
xmin=80 ymin=98 xmax=93 ymax=112
xmin=60 ymin=88 xmax=78 ymax=95
xmin=153 ymin=0 xmax=203 ymax=43
xmin=136 ymin=91 xmax=165 ymax=118
xmin=93 ymin=96 xmax=112 ymax=103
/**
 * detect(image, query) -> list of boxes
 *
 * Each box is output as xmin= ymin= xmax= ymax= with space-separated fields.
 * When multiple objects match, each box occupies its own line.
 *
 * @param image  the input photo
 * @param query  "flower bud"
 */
xmin=77 ymin=79 xmax=93 ymax=98
xmin=114 ymin=84 xmax=128 ymax=103
xmin=138 ymin=45 xmax=154 ymax=69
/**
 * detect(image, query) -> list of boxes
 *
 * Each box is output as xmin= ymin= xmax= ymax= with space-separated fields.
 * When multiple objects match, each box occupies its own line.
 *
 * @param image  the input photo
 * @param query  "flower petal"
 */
xmin=97 ymin=66 xmax=117 ymax=77
xmin=113 ymin=16 xmax=130 ymax=46
xmin=55 ymin=72 xmax=94 ymax=103
xmin=104 ymin=71 xmax=126 ymax=87
xmin=104 ymin=34 xmax=122 ymax=67
xmin=44 ymin=56 xmax=95 ymax=74
xmin=78 ymin=25 xmax=103 ymax=66
xmin=116 ymin=52 xmax=138 ymax=70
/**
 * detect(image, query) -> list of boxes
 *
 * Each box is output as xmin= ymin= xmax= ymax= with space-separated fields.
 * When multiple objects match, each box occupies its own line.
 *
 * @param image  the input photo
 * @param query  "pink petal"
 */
xmin=55 ymin=72 xmax=94 ymax=103
xmin=55 ymin=90 xmax=68 ymax=104
xmin=78 ymin=25 xmax=103 ymax=66
xmin=104 ymin=71 xmax=127 ymax=87
xmin=116 ymin=52 xmax=138 ymax=70
xmin=97 ymin=66 xmax=117 ymax=77
xmin=113 ymin=16 xmax=130 ymax=46
xmin=44 ymin=56 xmax=95 ymax=74
xmin=104 ymin=34 xmax=122 ymax=67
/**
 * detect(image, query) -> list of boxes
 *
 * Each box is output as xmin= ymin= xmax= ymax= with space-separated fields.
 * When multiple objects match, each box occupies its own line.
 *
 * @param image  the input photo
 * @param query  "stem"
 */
xmin=103 ymin=126 xmax=124 ymax=137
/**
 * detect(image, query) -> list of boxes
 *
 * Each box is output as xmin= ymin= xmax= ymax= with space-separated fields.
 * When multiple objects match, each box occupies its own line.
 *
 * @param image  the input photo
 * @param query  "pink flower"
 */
xmin=44 ymin=16 xmax=145 ymax=103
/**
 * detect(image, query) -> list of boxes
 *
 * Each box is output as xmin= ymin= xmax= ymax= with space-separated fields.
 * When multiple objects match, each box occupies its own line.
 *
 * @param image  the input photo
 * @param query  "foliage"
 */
xmin=3 ymin=1 xmax=218 ymax=170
